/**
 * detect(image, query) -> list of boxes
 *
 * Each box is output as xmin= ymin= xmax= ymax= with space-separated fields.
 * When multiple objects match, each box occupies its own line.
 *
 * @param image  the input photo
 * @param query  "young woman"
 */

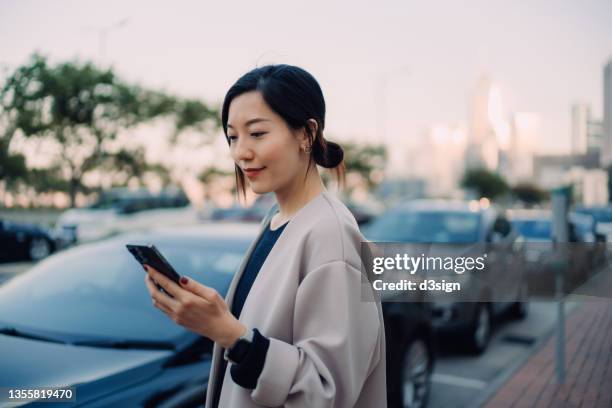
xmin=144 ymin=64 xmax=386 ymax=407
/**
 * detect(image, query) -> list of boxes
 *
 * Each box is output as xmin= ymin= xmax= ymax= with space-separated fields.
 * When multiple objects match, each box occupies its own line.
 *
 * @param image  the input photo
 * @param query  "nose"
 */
xmin=231 ymin=135 xmax=255 ymax=163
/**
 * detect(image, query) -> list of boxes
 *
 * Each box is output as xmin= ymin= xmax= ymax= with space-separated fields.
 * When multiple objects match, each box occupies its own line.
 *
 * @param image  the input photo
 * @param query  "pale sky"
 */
xmin=2 ymin=0 xmax=612 ymax=169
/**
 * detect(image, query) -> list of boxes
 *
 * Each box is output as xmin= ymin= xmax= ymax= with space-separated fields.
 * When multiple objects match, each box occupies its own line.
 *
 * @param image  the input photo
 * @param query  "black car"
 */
xmin=0 ymin=223 xmax=258 ymax=407
xmin=0 ymin=219 xmax=59 ymax=262
xmin=362 ymin=220 xmax=436 ymax=408
xmin=363 ymin=200 xmax=528 ymax=357
xmin=381 ymin=295 xmax=435 ymax=408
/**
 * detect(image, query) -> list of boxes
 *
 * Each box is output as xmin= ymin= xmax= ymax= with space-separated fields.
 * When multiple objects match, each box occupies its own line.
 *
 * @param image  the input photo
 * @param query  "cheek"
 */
xmin=262 ymin=137 xmax=299 ymax=167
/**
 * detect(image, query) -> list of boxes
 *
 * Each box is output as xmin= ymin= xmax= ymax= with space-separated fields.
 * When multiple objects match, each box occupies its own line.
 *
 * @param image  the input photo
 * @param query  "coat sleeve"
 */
xmin=249 ymin=260 xmax=383 ymax=407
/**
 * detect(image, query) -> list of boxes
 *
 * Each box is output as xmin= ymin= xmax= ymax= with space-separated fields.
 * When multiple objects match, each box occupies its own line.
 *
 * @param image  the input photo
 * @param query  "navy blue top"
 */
xmin=212 ymin=217 xmax=287 ymax=407
xmin=231 ymin=219 xmax=288 ymax=318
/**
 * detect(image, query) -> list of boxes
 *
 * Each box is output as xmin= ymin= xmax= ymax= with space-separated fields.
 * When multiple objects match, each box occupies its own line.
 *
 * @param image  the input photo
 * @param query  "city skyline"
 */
xmin=2 ymin=0 xmax=612 ymax=174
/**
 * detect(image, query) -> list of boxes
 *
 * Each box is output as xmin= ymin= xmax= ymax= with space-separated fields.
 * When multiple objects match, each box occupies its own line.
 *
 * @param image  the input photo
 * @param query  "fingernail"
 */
xmin=180 ymin=276 xmax=188 ymax=285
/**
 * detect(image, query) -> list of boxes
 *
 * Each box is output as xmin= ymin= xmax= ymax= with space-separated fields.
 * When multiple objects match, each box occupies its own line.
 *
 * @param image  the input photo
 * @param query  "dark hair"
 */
xmin=221 ymin=64 xmax=345 ymax=202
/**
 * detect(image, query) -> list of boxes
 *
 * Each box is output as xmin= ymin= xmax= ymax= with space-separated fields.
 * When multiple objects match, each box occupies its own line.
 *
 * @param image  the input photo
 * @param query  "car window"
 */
xmin=511 ymin=220 xmax=552 ymax=239
xmin=0 ymin=239 xmax=248 ymax=343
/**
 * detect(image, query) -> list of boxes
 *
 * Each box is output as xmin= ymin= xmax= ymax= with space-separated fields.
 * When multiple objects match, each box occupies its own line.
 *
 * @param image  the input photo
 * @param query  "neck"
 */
xmin=274 ymin=165 xmax=326 ymax=220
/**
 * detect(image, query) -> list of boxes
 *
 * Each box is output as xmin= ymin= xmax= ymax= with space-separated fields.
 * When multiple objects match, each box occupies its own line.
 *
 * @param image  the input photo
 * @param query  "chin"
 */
xmin=249 ymin=183 xmax=272 ymax=195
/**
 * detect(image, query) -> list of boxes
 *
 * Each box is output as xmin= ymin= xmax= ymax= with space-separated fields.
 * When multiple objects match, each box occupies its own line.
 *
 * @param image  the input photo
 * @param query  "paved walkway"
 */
xmin=484 ymin=287 xmax=612 ymax=407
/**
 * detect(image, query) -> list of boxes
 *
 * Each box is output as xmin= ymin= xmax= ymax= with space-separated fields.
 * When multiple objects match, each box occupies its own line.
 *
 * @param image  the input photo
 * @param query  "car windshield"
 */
xmin=363 ymin=210 xmax=481 ymax=243
xmin=511 ymin=219 xmax=552 ymax=239
xmin=0 ymin=237 xmax=248 ymax=343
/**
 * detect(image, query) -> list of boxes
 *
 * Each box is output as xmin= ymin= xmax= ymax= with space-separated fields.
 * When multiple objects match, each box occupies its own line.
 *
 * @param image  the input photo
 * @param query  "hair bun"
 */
xmin=314 ymin=140 xmax=344 ymax=169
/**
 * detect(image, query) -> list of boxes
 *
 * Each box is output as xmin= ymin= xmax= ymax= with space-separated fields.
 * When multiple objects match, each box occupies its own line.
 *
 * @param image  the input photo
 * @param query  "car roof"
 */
xmin=109 ymin=222 xmax=261 ymax=244
xmin=507 ymin=209 xmax=551 ymax=220
xmin=392 ymin=199 xmax=490 ymax=213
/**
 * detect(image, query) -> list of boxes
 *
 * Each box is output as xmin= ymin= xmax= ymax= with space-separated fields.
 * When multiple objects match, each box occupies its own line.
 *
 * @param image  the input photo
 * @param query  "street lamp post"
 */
xmin=83 ymin=17 xmax=130 ymax=65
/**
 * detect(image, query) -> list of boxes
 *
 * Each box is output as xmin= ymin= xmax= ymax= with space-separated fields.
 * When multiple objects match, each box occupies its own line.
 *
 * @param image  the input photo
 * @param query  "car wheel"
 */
xmin=466 ymin=303 xmax=491 ymax=354
xmin=509 ymin=282 xmax=529 ymax=320
xmin=28 ymin=237 xmax=51 ymax=261
xmin=400 ymin=338 xmax=432 ymax=408
xmin=386 ymin=330 xmax=432 ymax=408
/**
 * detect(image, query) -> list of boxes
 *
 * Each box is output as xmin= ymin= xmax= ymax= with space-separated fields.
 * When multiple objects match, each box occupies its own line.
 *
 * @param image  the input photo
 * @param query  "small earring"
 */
xmin=303 ymin=146 xmax=312 ymax=154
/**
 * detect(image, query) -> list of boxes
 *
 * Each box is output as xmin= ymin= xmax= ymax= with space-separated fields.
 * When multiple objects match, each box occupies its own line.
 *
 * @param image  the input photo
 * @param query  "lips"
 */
xmin=244 ymin=167 xmax=265 ymax=178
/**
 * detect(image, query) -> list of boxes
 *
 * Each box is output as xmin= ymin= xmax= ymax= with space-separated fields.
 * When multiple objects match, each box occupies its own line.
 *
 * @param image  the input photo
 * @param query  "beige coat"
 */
xmin=205 ymin=190 xmax=387 ymax=408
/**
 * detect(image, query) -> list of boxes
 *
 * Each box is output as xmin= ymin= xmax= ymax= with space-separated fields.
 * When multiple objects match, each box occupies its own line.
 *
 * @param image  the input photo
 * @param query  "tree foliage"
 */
xmin=461 ymin=167 xmax=509 ymax=200
xmin=511 ymin=182 xmax=549 ymax=206
xmin=0 ymin=54 xmax=219 ymax=207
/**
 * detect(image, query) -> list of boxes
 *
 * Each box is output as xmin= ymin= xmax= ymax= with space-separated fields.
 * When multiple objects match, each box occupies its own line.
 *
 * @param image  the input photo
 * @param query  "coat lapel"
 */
xmin=206 ymin=203 xmax=278 ymax=406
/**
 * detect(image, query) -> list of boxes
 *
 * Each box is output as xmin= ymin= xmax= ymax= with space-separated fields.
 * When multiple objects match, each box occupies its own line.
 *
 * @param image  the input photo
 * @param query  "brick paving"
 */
xmin=483 ymin=299 xmax=612 ymax=407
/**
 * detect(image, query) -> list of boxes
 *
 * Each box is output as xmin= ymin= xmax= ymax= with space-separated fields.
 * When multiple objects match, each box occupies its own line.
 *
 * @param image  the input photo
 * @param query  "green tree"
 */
xmin=461 ymin=167 xmax=509 ymax=200
xmin=0 ymin=54 xmax=219 ymax=207
xmin=511 ymin=182 xmax=549 ymax=207
xmin=343 ymin=142 xmax=387 ymax=187
xmin=198 ymin=166 xmax=234 ymax=200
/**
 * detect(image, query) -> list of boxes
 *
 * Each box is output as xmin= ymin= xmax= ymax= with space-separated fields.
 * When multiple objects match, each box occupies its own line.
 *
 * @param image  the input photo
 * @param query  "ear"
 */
xmin=299 ymin=119 xmax=318 ymax=149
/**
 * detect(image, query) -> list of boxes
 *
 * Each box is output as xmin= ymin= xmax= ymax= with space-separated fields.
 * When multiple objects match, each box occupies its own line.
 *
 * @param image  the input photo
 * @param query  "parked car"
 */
xmin=573 ymin=205 xmax=612 ymax=241
xmin=207 ymin=204 xmax=269 ymax=222
xmin=344 ymin=200 xmax=384 ymax=226
xmin=508 ymin=209 xmax=605 ymax=296
xmin=0 ymin=219 xmax=60 ymax=262
xmin=382 ymin=293 xmax=435 ymax=408
xmin=1 ymin=221 xmax=413 ymax=407
xmin=363 ymin=200 xmax=528 ymax=355
xmin=0 ymin=223 xmax=258 ymax=407
xmin=55 ymin=187 xmax=197 ymax=244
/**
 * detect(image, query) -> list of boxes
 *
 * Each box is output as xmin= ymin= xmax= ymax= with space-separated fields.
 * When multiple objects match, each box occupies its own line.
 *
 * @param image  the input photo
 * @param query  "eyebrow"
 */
xmin=227 ymin=118 xmax=271 ymax=129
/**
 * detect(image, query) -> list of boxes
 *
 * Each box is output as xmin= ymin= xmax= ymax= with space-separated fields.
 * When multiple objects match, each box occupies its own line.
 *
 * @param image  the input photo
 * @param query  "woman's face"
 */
xmin=226 ymin=91 xmax=309 ymax=195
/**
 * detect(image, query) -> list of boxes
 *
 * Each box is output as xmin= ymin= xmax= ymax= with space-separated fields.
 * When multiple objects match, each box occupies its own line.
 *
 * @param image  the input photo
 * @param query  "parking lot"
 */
xmin=429 ymin=300 xmax=578 ymax=407
xmin=0 ymin=260 xmax=580 ymax=408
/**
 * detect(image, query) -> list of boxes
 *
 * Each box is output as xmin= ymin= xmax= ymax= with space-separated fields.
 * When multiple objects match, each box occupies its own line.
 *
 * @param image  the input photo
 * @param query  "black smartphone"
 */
xmin=126 ymin=244 xmax=181 ymax=295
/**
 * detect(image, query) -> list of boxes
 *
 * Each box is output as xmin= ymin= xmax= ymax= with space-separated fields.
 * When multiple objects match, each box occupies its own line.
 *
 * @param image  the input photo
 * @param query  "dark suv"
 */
xmin=363 ymin=200 xmax=528 ymax=359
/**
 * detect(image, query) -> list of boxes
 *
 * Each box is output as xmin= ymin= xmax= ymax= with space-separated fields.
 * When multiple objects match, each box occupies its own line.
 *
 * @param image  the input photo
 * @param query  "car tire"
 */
xmin=465 ymin=303 xmax=491 ymax=355
xmin=388 ymin=334 xmax=432 ymax=408
xmin=28 ymin=237 xmax=51 ymax=261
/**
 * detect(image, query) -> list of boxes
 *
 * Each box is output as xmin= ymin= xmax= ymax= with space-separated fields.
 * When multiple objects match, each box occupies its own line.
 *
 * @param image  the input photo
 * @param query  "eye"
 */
xmin=227 ymin=135 xmax=237 ymax=143
xmin=251 ymin=132 xmax=266 ymax=138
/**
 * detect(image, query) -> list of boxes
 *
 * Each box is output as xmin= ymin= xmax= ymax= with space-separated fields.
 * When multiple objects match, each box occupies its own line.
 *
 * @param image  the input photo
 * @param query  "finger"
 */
xmin=144 ymin=274 xmax=158 ymax=296
xmin=145 ymin=265 xmax=183 ymax=300
xmin=153 ymin=297 xmax=173 ymax=315
xmin=178 ymin=275 xmax=218 ymax=303
xmin=150 ymin=285 xmax=180 ymax=312
xmin=144 ymin=274 xmax=165 ymax=298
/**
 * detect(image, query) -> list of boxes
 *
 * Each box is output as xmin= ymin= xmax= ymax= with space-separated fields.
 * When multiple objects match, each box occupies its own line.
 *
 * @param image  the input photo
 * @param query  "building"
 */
xmin=602 ymin=58 xmax=612 ymax=167
xmin=466 ymin=75 xmax=501 ymax=170
xmin=571 ymin=102 xmax=604 ymax=156
xmin=572 ymin=103 xmax=590 ymax=155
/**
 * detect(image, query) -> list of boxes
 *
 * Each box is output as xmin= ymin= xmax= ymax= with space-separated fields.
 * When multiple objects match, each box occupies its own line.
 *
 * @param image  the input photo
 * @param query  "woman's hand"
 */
xmin=143 ymin=265 xmax=246 ymax=348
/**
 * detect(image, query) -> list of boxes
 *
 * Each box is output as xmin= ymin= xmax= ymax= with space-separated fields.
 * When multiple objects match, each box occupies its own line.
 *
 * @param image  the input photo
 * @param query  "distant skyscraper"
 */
xmin=508 ymin=112 xmax=539 ymax=183
xmin=571 ymin=102 xmax=604 ymax=157
xmin=420 ymin=124 xmax=467 ymax=198
xmin=470 ymin=75 xmax=494 ymax=144
xmin=587 ymin=119 xmax=604 ymax=152
xmin=466 ymin=75 xmax=504 ymax=170
xmin=602 ymin=58 xmax=612 ymax=167
xmin=571 ymin=103 xmax=590 ymax=155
